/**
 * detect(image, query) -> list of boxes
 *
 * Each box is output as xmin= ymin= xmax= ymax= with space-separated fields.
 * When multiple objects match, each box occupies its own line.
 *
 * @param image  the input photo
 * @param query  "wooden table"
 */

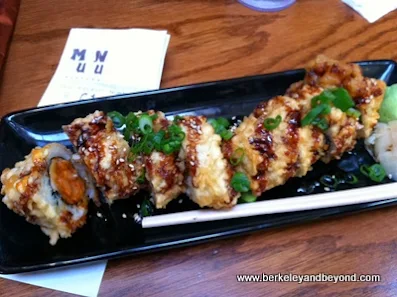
xmin=1 ymin=1 xmax=397 ymax=296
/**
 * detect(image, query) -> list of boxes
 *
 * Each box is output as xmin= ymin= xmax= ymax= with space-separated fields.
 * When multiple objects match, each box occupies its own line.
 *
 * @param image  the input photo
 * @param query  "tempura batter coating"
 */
xmin=178 ymin=116 xmax=239 ymax=208
xmin=63 ymin=111 xmax=143 ymax=203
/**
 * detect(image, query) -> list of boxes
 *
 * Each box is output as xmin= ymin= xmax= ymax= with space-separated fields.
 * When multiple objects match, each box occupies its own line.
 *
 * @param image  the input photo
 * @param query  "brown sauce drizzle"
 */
xmin=250 ymin=122 xmax=275 ymax=193
xmin=181 ymin=116 xmax=203 ymax=178
xmin=283 ymin=110 xmax=300 ymax=179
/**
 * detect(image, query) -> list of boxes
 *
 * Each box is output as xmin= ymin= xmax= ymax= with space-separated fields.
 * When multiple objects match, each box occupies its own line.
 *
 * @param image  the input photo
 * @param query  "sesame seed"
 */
xmin=232 ymin=116 xmax=236 ymax=120
xmin=96 ymin=212 xmax=103 ymax=218
xmin=324 ymin=187 xmax=330 ymax=192
xmin=106 ymin=136 xmax=111 ymax=140
xmin=119 ymin=158 xmax=125 ymax=162
xmin=123 ymin=148 xmax=127 ymax=152
xmin=133 ymin=186 xmax=138 ymax=190
xmin=88 ymin=147 xmax=94 ymax=152
xmin=133 ymin=213 xmax=141 ymax=223
xmin=178 ymin=199 xmax=183 ymax=204
xmin=136 ymin=204 xmax=140 ymax=208
xmin=388 ymin=174 xmax=392 ymax=179
xmin=116 ymin=159 xmax=120 ymax=165
xmin=190 ymin=161 xmax=195 ymax=166
xmin=122 ymin=213 xmax=127 ymax=219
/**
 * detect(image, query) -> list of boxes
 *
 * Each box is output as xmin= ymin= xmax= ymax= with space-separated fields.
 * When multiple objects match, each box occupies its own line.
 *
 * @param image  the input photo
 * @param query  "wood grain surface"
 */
xmin=1 ymin=0 xmax=397 ymax=296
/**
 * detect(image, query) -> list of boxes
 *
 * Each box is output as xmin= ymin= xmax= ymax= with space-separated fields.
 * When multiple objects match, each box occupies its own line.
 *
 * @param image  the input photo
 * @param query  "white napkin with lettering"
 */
xmin=39 ymin=28 xmax=170 ymax=106
xmin=342 ymin=0 xmax=397 ymax=23
xmin=1 ymin=28 xmax=170 ymax=297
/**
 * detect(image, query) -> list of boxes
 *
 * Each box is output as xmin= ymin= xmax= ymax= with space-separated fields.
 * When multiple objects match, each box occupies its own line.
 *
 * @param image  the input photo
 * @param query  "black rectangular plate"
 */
xmin=1 ymin=60 xmax=397 ymax=274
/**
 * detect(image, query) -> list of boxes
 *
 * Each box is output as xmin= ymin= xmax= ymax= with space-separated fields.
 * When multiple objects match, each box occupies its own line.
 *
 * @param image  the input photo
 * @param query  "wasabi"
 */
xmin=379 ymin=84 xmax=397 ymax=123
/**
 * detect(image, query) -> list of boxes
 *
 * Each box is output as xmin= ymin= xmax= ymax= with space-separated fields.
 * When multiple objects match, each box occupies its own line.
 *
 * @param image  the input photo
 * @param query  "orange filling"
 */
xmin=50 ymin=158 xmax=86 ymax=205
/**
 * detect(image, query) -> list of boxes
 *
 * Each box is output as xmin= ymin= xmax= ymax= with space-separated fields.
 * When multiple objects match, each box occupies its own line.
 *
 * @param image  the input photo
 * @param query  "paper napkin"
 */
xmin=1 ymin=28 xmax=170 ymax=297
xmin=342 ymin=0 xmax=397 ymax=23
xmin=1 ymin=261 xmax=107 ymax=297
xmin=39 ymin=28 xmax=170 ymax=106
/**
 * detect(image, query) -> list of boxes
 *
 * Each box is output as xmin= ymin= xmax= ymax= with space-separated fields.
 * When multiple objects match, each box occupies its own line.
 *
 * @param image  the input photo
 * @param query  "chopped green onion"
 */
xmin=173 ymin=115 xmax=184 ymax=123
xmin=168 ymin=124 xmax=184 ymax=138
xmin=230 ymin=148 xmax=245 ymax=166
xmin=331 ymin=88 xmax=354 ymax=111
xmin=209 ymin=117 xmax=233 ymax=139
xmin=143 ymin=141 xmax=155 ymax=154
xmin=123 ymin=112 xmax=139 ymax=140
xmin=175 ymin=132 xmax=185 ymax=141
xmin=108 ymin=111 xmax=125 ymax=128
xmin=360 ymin=164 xmax=386 ymax=182
xmin=240 ymin=192 xmax=257 ymax=203
xmin=220 ymin=130 xmax=233 ymax=140
xmin=368 ymin=164 xmax=386 ymax=182
xmin=231 ymin=172 xmax=251 ymax=193
xmin=346 ymin=108 xmax=361 ymax=118
xmin=153 ymin=130 xmax=165 ymax=150
xmin=312 ymin=117 xmax=329 ymax=131
xmin=301 ymin=104 xmax=329 ymax=126
xmin=320 ymin=175 xmax=338 ymax=188
xmin=140 ymin=198 xmax=152 ymax=217
xmin=163 ymin=143 xmax=173 ymax=154
xmin=208 ymin=118 xmax=218 ymax=129
xmin=344 ymin=173 xmax=358 ymax=184
xmin=217 ymin=117 xmax=230 ymax=129
xmin=263 ymin=115 xmax=282 ymax=130
xmin=311 ymin=90 xmax=335 ymax=107
xmin=360 ymin=164 xmax=371 ymax=176
xmin=139 ymin=115 xmax=153 ymax=134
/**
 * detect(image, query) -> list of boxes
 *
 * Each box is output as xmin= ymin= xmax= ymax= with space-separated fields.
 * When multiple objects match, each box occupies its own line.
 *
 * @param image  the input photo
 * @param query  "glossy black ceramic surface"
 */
xmin=1 ymin=60 xmax=397 ymax=273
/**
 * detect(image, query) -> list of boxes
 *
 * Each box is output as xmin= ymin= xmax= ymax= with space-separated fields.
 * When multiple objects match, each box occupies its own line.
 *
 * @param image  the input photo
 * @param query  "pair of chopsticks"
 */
xmin=142 ymin=183 xmax=397 ymax=228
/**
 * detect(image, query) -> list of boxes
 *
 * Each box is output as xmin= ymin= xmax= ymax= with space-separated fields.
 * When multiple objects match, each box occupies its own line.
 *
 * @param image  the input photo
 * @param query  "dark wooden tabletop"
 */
xmin=1 ymin=1 xmax=397 ymax=296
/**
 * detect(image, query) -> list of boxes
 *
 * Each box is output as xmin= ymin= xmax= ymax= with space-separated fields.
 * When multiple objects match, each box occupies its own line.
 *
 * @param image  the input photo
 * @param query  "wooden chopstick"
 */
xmin=142 ymin=182 xmax=397 ymax=229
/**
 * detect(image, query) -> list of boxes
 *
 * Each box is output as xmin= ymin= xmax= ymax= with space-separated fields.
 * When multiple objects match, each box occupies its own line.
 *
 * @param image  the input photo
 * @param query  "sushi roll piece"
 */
xmin=304 ymin=54 xmax=386 ymax=139
xmin=228 ymin=95 xmax=327 ymax=196
xmin=63 ymin=111 xmax=144 ymax=204
xmin=286 ymin=81 xmax=359 ymax=163
xmin=178 ymin=116 xmax=239 ymax=209
xmin=144 ymin=111 xmax=185 ymax=209
xmin=0 ymin=143 xmax=96 ymax=245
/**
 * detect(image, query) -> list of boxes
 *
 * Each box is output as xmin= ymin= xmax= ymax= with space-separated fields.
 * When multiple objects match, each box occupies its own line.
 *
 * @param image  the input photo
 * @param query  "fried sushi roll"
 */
xmin=228 ymin=96 xmax=327 ymax=196
xmin=0 ymin=143 xmax=96 ymax=245
xmin=178 ymin=116 xmax=239 ymax=209
xmin=63 ymin=111 xmax=144 ymax=204
xmin=304 ymin=55 xmax=386 ymax=138
xmin=144 ymin=111 xmax=185 ymax=209
xmin=286 ymin=81 xmax=359 ymax=163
